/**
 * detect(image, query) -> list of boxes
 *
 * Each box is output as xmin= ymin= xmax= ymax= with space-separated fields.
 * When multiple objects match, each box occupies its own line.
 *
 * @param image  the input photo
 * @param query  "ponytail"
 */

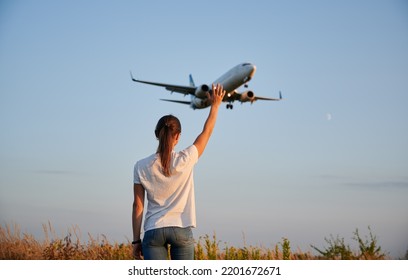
xmin=155 ymin=115 xmax=181 ymax=177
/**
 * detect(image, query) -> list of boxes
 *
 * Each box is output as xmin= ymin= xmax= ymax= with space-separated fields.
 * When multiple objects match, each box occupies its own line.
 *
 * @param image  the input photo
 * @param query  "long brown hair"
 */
xmin=155 ymin=115 xmax=181 ymax=177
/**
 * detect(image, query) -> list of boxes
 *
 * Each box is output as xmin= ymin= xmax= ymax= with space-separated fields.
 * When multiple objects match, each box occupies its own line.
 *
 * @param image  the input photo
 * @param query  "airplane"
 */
xmin=130 ymin=62 xmax=282 ymax=110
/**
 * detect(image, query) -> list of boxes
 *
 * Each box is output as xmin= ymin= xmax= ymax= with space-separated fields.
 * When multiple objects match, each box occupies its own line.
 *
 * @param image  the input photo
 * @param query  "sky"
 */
xmin=1 ymin=0 xmax=407 ymax=258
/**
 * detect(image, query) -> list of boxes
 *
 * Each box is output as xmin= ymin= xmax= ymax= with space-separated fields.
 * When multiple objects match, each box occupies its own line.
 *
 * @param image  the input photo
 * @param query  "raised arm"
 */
xmin=193 ymin=84 xmax=225 ymax=157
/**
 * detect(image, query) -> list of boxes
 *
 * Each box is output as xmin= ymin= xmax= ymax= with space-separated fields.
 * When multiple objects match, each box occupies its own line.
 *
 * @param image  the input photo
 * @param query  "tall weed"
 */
xmin=311 ymin=226 xmax=387 ymax=260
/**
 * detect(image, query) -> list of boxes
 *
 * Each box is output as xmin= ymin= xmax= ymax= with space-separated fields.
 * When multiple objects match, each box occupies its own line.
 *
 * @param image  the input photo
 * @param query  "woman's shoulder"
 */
xmin=178 ymin=145 xmax=198 ymax=158
xmin=172 ymin=145 xmax=198 ymax=168
xmin=135 ymin=153 xmax=158 ymax=168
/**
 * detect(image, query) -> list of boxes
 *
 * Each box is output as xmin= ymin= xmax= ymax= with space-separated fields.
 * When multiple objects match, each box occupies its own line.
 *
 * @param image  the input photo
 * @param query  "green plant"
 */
xmin=311 ymin=227 xmax=387 ymax=260
xmin=311 ymin=234 xmax=355 ymax=260
xmin=281 ymin=238 xmax=291 ymax=260
xmin=204 ymin=233 xmax=219 ymax=260
xmin=353 ymin=227 xmax=386 ymax=260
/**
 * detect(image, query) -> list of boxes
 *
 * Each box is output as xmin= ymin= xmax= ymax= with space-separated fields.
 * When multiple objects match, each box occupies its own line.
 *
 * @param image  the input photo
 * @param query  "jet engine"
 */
xmin=240 ymin=91 xmax=255 ymax=102
xmin=191 ymin=96 xmax=210 ymax=109
xmin=194 ymin=84 xmax=210 ymax=98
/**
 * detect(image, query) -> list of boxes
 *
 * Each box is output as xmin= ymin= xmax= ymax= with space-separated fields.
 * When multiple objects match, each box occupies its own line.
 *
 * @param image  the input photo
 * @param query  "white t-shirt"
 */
xmin=134 ymin=145 xmax=199 ymax=232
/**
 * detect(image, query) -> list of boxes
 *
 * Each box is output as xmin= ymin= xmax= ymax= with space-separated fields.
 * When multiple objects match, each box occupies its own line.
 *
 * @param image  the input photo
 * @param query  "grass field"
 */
xmin=0 ymin=223 xmax=395 ymax=260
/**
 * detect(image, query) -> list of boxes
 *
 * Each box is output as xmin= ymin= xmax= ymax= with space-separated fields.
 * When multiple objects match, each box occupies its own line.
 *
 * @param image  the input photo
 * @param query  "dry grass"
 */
xmin=0 ymin=223 xmax=391 ymax=260
xmin=0 ymin=222 xmax=132 ymax=260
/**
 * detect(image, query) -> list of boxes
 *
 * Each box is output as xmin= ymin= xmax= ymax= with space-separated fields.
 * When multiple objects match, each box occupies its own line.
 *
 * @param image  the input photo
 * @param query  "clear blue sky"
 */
xmin=1 ymin=0 xmax=407 ymax=258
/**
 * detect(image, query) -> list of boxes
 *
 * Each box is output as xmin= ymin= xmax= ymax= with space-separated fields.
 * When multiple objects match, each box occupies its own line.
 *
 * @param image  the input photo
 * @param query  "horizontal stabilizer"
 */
xmin=160 ymin=99 xmax=191 ymax=105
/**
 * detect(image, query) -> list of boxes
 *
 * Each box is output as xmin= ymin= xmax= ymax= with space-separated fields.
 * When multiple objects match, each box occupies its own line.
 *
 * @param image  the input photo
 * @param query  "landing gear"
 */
xmin=226 ymin=104 xmax=234 ymax=110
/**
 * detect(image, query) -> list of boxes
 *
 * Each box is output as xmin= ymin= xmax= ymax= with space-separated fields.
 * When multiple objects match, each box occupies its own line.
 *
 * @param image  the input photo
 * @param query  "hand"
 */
xmin=208 ymin=83 xmax=226 ymax=107
xmin=133 ymin=243 xmax=143 ymax=260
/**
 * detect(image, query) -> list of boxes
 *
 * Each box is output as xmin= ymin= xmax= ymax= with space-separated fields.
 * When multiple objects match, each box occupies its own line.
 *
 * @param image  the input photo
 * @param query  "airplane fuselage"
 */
xmin=190 ymin=63 xmax=256 ymax=109
xmin=213 ymin=63 xmax=256 ymax=94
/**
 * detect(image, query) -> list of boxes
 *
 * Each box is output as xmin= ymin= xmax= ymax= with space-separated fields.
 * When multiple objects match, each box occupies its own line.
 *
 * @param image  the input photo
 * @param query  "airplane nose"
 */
xmin=249 ymin=65 xmax=256 ymax=77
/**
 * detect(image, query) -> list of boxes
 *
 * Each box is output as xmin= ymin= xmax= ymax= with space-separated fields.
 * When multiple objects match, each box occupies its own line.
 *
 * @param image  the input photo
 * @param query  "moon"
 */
xmin=326 ymin=113 xmax=332 ymax=121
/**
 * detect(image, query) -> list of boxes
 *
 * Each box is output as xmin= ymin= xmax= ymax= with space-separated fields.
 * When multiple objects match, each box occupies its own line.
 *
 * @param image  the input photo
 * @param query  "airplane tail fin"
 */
xmin=189 ymin=74 xmax=195 ymax=87
xmin=279 ymin=91 xmax=282 ymax=100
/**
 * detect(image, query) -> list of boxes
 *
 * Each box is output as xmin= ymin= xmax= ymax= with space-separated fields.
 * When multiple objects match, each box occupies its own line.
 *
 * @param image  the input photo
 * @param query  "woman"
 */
xmin=132 ymin=84 xmax=225 ymax=260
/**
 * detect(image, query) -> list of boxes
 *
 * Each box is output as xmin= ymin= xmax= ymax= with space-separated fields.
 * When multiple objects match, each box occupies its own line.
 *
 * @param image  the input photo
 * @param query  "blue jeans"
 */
xmin=142 ymin=227 xmax=195 ymax=260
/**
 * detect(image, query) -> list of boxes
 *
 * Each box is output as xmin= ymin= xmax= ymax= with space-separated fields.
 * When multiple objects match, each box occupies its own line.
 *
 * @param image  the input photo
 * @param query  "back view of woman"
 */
xmin=132 ymin=84 xmax=225 ymax=260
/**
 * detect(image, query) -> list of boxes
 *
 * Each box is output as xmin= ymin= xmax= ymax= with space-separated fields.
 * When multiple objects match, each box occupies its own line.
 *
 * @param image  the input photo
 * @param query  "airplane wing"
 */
xmin=130 ymin=72 xmax=196 ymax=95
xmin=228 ymin=91 xmax=282 ymax=102
xmin=254 ymin=95 xmax=282 ymax=101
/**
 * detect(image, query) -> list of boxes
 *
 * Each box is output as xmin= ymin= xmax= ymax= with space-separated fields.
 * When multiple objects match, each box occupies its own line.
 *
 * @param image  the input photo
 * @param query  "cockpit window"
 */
xmin=242 ymin=63 xmax=251 ymax=66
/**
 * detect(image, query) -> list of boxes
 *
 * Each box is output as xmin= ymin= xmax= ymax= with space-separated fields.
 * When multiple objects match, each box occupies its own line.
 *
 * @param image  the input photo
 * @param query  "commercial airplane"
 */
xmin=130 ymin=63 xmax=282 ymax=110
